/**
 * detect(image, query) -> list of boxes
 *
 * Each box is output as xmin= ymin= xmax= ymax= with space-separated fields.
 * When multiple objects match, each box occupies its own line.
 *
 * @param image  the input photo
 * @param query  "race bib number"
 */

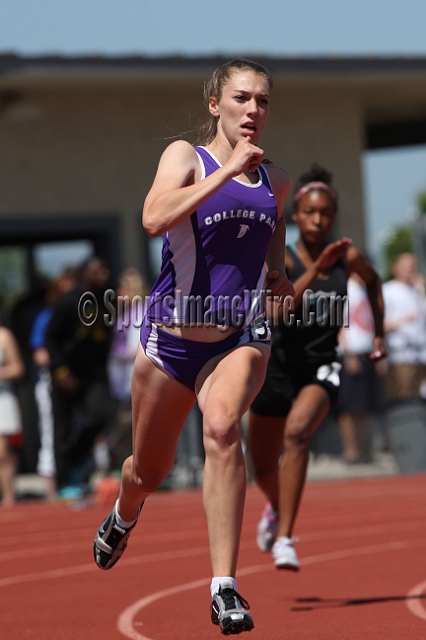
xmin=316 ymin=362 xmax=341 ymax=387
xmin=250 ymin=320 xmax=271 ymax=342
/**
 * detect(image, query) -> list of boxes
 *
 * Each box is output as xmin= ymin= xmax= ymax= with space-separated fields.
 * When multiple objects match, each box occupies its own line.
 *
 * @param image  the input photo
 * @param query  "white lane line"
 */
xmin=406 ymin=580 xmax=426 ymax=622
xmin=3 ymin=514 xmax=425 ymax=567
xmin=117 ymin=578 xmax=211 ymax=640
xmin=0 ymin=545 xmax=210 ymax=588
xmin=1 ymin=535 xmax=424 ymax=591
xmin=117 ymin=539 xmax=425 ymax=640
xmin=0 ymin=528 xmax=209 ymax=562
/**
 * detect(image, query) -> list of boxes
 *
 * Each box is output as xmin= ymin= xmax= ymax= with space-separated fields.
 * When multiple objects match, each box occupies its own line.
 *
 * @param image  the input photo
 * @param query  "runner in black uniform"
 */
xmin=249 ymin=163 xmax=386 ymax=569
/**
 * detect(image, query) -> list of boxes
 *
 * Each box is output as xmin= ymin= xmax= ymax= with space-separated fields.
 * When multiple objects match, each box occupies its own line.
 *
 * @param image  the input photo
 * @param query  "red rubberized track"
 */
xmin=1 ymin=473 xmax=426 ymax=640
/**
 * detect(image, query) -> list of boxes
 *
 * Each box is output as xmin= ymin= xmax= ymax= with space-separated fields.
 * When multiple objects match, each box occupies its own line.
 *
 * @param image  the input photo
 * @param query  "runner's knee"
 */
xmin=203 ymin=409 xmax=240 ymax=454
xmin=284 ymin=420 xmax=311 ymax=449
xmin=127 ymin=456 xmax=174 ymax=494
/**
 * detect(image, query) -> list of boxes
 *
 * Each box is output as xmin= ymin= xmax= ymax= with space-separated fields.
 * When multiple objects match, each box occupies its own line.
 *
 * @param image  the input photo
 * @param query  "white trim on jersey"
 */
xmin=258 ymin=163 xmax=274 ymax=193
xmin=199 ymin=146 xmax=263 ymax=189
xmin=144 ymin=323 xmax=166 ymax=371
xmin=167 ymin=217 xmax=197 ymax=323
xmin=195 ymin=149 xmax=206 ymax=181
xmin=244 ymin=264 xmax=267 ymax=327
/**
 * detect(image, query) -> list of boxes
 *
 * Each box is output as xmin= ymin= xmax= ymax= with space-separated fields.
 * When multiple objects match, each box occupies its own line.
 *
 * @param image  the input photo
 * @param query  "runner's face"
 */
xmin=209 ymin=71 xmax=270 ymax=146
xmin=293 ymin=190 xmax=336 ymax=244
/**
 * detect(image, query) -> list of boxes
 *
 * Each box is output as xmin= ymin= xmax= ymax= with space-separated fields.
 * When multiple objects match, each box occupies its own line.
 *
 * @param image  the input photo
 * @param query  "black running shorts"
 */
xmin=251 ymin=356 xmax=341 ymax=418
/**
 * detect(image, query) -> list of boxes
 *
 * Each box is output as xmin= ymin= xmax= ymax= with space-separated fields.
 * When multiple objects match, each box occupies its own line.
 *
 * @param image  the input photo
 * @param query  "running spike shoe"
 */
xmin=94 ymin=504 xmax=142 ymax=570
xmin=271 ymin=535 xmax=300 ymax=571
xmin=211 ymin=583 xmax=254 ymax=635
xmin=256 ymin=502 xmax=279 ymax=552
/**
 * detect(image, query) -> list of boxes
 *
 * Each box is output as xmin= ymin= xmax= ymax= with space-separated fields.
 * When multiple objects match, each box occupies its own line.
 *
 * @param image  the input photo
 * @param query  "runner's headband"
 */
xmin=293 ymin=181 xmax=338 ymax=205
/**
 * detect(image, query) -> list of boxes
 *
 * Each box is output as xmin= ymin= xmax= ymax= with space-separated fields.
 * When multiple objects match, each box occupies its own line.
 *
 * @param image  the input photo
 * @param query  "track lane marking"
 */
xmin=0 ymin=544 xmax=211 ymax=588
xmin=406 ymin=579 xmax=426 ymax=621
xmin=0 ymin=528 xmax=209 ymax=562
xmin=2 ymin=516 xmax=425 ymax=565
xmin=2 ymin=534 xmax=426 ymax=589
xmin=117 ymin=539 xmax=426 ymax=640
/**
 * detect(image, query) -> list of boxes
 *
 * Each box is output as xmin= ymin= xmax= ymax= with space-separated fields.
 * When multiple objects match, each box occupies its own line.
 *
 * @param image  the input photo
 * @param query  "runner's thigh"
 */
xmin=197 ymin=343 xmax=269 ymax=419
xmin=131 ymin=344 xmax=196 ymax=472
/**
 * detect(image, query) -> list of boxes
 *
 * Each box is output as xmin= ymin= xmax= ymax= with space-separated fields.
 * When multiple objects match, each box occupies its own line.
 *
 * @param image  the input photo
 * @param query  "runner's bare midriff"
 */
xmin=153 ymin=323 xmax=240 ymax=343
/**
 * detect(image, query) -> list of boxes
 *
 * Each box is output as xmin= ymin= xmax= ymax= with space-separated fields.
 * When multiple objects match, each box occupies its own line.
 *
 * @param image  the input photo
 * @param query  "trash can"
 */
xmin=386 ymin=399 xmax=426 ymax=473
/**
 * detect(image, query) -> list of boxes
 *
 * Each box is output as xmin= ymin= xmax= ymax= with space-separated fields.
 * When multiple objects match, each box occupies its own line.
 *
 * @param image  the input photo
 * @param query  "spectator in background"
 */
xmin=10 ymin=277 xmax=50 ymax=473
xmin=0 ymin=298 xmax=12 ymax=330
xmin=108 ymin=268 xmax=149 ymax=403
xmin=108 ymin=268 xmax=204 ymax=486
xmin=105 ymin=268 xmax=148 ymax=474
xmin=337 ymin=272 xmax=385 ymax=463
xmin=45 ymin=257 xmax=113 ymax=498
xmin=0 ymin=324 xmax=25 ymax=506
xmin=383 ymin=252 xmax=426 ymax=400
xmin=29 ymin=267 xmax=77 ymax=498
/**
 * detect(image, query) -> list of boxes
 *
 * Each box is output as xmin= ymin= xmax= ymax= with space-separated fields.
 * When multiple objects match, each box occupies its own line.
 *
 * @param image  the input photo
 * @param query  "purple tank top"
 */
xmin=146 ymin=146 xmax=278 ymax=328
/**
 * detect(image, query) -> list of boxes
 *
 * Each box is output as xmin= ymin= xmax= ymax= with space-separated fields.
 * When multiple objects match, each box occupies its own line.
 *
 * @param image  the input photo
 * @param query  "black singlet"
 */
xmin=271 ymin=244 xmax=348 ymax=365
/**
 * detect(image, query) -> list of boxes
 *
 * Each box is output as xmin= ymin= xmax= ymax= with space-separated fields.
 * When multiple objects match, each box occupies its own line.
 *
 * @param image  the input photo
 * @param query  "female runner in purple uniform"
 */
xmin=94 ymin=59 xmax=294 ymax=635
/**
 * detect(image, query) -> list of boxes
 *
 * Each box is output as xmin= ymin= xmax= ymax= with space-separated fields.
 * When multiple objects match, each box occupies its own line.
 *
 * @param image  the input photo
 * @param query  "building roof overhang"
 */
xmin=1 ymin=53 xmax=426 ymax=88
xmin=2 ymin=53 xmax=426 ymax=149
